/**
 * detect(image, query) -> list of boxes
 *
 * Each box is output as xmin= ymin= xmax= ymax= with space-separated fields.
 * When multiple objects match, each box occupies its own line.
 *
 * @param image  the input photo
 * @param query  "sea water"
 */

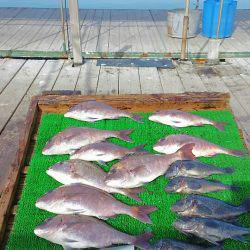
xmin=0 ymin=0 xmax=249 ymax=9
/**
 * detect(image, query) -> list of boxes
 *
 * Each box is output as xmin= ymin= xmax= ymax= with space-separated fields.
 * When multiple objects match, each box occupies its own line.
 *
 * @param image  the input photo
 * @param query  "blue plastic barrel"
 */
xmin=202 ymin=0 xmax=237 ymax=38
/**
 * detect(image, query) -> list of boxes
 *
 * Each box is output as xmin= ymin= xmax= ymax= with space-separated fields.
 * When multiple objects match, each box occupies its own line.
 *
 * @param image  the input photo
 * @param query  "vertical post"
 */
xmin=207 ymin=0 xmax=224 ymax=64
xmin=180 ymin=0 xmax=190 ymax=60
xmin=60 ymin=0 xmax=67 ymax=53
xmin=68 ymin=0 xmax=83 ymax=66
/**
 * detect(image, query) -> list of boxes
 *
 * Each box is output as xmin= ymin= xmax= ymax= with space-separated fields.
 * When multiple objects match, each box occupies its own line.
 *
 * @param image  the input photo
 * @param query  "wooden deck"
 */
xmin=0 ymin=8 xmax=249 ymax=54
xmin=0 ymin=57 xmax=250 ymax=197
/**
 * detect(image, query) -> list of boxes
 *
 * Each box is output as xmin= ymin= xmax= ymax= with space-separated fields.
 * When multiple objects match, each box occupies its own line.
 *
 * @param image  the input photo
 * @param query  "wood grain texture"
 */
xmin=38 ymin=92 xmax=230 ymax=113
xmin=0 ymin=96 xmax=39 ymax=243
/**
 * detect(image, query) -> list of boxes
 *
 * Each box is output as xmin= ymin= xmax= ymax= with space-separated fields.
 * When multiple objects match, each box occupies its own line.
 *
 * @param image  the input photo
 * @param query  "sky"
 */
xmin=0 ymin=0 xmax=249 ymax=9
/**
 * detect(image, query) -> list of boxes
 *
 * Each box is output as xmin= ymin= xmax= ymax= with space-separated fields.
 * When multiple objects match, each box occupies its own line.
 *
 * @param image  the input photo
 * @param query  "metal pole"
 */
xmin=68 ymin=0 xmax=83 ymax=66
xmin=180 ymin=0 xmax=190 ymax=60
xmin=216 ymin=0 xmax=224 ymax=38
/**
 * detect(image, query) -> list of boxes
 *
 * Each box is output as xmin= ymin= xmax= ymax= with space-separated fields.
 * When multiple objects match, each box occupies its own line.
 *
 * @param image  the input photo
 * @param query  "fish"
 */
xmin=173 ymin=217 xmax=250 ymax=245
xmin=70 ymin=142 xmax=146 ymax=162
xmin=153 ymin=239 xmax=221 ymax=250
xmin=153 ymin=134 xmax=245 ymax=157
xmin=105 ymin=144 xmax=195 ymax=188
xmin=42 ymin=127 xmax=133 ymax=155
xmin=46 ymin=159 xmax=144 ymax=202
xmin=64 ymin=100 xmax=142 ymax=122
xmin=165 ymin=160 xmax=234 ymax=179
xmin=34 ymin=214 xmax=152 ymax=249
xmin=172 ymin=195 xmax=250 ymax=220
xmin=149 ymin=109 xmax=227 ymax=131
xmin=165 ymin=177 xmax=239 ymax=194
xmin=35 ymin=183 xmax=157 ymax=224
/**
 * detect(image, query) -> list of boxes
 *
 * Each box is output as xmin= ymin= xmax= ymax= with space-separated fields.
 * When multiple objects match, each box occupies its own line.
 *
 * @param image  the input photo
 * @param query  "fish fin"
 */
xmin=85 ymin=117 xmax=101 ymax=122
xmin=230 ymin=235 xmax=248 ymax=243
xmin=214 ymin=122 xmax=227 ymax=131
xmin=62 ymin=238 xmax=79 ymax=244
xmin=240 ymin=197 xmax=250 ymax=213
xmin=131 ymin=144 xmax=146 ymax=154
xmin=196 ymin=204 xmax=213 ymax=216
xmin=176 ymin=143 xmax=196 ymax=161
xmin=188 ymin=181 xmax=202 ymax=190
xmin=123 ymin=187 xmax=145 ymax=202
xmin=97 ymin=161 xmax=109 ymax=167
xmin=131 ymin=205 xmax=157 ymax=224
xmin=228 ymin=185 xmax=240 ymax=191
xmin=227 ymin=149 xmax=246 ymax=157
xmin=221 ymin=167 xmax=234 ymax=174
xmin=134 ymin=231 xmax=152 ymax=249
xmin=131 ymin=114 xmax=143 ymax=123
xmin=116 ymin=129 xmax=134 ymax=142
xmin=130 ymin=165 xmax=148 ymax=176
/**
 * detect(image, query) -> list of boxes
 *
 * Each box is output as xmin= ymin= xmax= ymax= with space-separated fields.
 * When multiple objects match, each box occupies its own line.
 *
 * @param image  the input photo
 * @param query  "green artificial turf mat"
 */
xmin=6 ymin=110 xmax=250 ymax=249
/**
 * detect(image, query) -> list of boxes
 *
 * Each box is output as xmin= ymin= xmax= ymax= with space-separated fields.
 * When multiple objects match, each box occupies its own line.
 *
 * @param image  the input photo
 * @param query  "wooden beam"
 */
xmin=68 ymin=0 xmax=83 ymax=66
xmin=180 ymin=0 xmax=190 ymax=60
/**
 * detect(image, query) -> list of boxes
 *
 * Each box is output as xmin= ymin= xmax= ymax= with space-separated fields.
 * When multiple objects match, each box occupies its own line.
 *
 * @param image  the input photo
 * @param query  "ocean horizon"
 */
xmin=0 ymin=0 xmax=249 ymax=9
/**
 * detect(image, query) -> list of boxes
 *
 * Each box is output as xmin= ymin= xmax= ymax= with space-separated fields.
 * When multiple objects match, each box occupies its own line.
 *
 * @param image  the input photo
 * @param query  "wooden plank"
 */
xmin=75 ymin=60 xmax=100 ymax=94
xmin=96 ymin=10 xmax=110 ymax=52
xmin=97 ymin=65 xmax=119 ymax=94
xmin=158 ymin=66 xmax=185 ymax=93
xmin=0 ymin=9 xmax=49 ymax=50
xmin=0 ymin=60 xmax=45 ymax=133
xmin=176 ymin=61 xmax=207 ymax=92
xmin=0 ymin=59 xmax=26 ymax=94
xmin=139 ymin=67 xmax=163 ymax=94
xmin=68 ymin=0 xmax=83 ymax=65
xmin=119 ymin=67 xmax=141 ymax=94
xmin=38 ymin=92 xmax=230 ymax=114
xmin=52 ymin=60 xmax=81 ymax=90
xmin=85 ymin=9 xmax=103 ymax=52
xmin=0 ymin=60 xmax=64 ymax=196
xmin=0 ymin=96 xmax=39 ymax=242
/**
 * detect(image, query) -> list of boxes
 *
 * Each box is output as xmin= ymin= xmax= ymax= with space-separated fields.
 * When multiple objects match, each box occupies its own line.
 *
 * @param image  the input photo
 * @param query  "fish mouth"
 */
xmin=34 ymin=227 xmax=43 ymax=237
xmin=46 ymin=168 xmax=54 ymax=176
xmin=165 ymin=186 xmax=173 ymax=192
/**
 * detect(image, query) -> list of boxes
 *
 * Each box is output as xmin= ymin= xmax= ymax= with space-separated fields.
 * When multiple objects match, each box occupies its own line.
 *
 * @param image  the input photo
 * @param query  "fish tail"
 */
xmin=130 ymin=205 xmax=157 ymax=224
xmin=131 ymin=114 xmax=143 ymax=123
xmin=177 ymin=143 xmax=196 ymax=160
xmin=227 ymin=149 xmax=246 ymax=157
xmin=228 ymin=185 xmax=240 ymax=191
xmin=240 ymin=197 xmax=250 ymax=213
xmin=213 ymin=121 xmax=227 ymax=131
xmin=134 ymin=231 xmax=153 ymax=249
xmin=221 ymin=167 xmax=235 ymax=174
xmin=131 ymin=144 xmax=147 ymax=154
xmin=123 ymin=187 xmax=145 ymax=202
xmin=116 ymin=129 xmax=134 ymax=142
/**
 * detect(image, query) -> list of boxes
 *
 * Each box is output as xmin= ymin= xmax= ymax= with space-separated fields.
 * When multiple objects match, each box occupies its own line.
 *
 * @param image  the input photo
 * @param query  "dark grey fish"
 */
xmin=165 ymin=177 xmax=239 ymax=194
xmin=36 ymin=183 xmax=156 ymax=224
xmin=153 ymin=239 xmax=221 ymax=250
xmin=173 ymin=217 xmax=250 ymax=245
xmin=34 ymin=215 xmax=152 ymax=249
xmin=165 ymin=160 xmax=234 ymax=179
xmin=172 ymin=195 xmax=250 ymax=220
xmin=64 ymin=100 xmax=142 ymax=122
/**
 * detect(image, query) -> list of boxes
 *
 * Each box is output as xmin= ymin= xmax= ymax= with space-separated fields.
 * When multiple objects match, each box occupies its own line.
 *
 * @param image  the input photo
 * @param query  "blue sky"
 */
xmin=0 ymin=0 xmax=249 ymax=9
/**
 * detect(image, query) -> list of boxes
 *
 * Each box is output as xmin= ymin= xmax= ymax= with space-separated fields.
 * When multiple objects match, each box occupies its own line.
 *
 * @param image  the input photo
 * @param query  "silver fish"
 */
xmin=34 ymin=214 xmax=152 ymax=249
xmin=42 ymin=127 xmax=133 ymax=155
xmin=35 ymin=183 xmax=156 ymax=224
xmin=153 ymin=134 xmax=245 ymax=157
xmin=149 ymin=110 xmax=227 ymax=131
xmin=153 ymin=239 xmax=221 ymax=250
xmin=165 ymin=177 xmax=239 ymax=194
xmin=173 ymin=217 xmax=250 ymax=245
xmin=46 ymin=159 xmax=144 ymax=202
xmin=165 ymin=160 xmax=234 ymax=179
xmin=70 ymin=142 xmax=146 ymax=162
xmin=172 ymin=195 xmax=250 ymax=220
xmin=64 ymin=100 xmax=142 ymax=122
xmin=105 ymin=144 xmax=195 ymax=188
